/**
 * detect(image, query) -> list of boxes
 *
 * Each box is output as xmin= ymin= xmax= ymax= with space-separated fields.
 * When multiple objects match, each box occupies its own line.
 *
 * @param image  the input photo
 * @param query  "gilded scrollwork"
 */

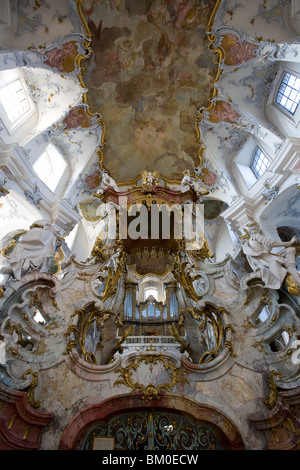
xmin=31 ymin=340 xmax=47 ymax=356
xmin=91 ymin=242 xmax=127 ymax=303
xmin=175 ymin=305 xmax=229 ymax=365
xmin=168 ymin=323 xmax=195 ymax=363
xmin=252 ymin=339 xmax=269 ymax=355
xmin=65 ymin=306 xmax=116 ymax=365
xmin=280 ymin=323 xmax=296 ymax=338
xmin=224 ymin=341 xmax=237 ymax=358
xmin=263 ymin=370 xmax=283 ymax=410
xmin=172 ymin=262 xmax=204 ymax=303
xmin=242 ymin=317 xmax=255 ymax=329
xmin=114 ymin=354 xmax=189 ymax=400
xmin=107 ymin=325 xmax=134 ymax=364
xmin=99 ymin=254 xmax=126 ymax=303
xmin=5 ymin=321 xmax=34 ymax=351
xmin=90 ymin=238 xmax=109 ymax=264
xmin=23 ymin=370 xmax=40 ymax=409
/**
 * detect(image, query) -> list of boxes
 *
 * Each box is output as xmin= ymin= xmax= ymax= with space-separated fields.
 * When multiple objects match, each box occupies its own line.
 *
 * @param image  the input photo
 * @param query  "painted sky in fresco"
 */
xmin=82 ymin=0 xmax=218 ymax=182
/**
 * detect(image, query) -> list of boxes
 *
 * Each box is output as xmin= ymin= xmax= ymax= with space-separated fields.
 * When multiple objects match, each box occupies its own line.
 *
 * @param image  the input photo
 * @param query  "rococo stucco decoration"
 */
xmin=0 ymin=0 xmax=299 ymax=452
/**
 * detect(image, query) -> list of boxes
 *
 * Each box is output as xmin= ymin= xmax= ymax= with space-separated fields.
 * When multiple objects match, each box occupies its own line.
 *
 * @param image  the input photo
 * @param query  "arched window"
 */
xmin=275 ymin=72 xmax=300 ymax=115
xmin=251 ymin=147 xmax=270 ymax=179
xmin=33 ymin=143 xmax=67 ymax=192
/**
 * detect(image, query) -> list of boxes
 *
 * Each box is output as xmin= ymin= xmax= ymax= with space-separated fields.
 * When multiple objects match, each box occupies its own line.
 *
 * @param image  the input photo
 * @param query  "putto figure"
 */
xmin=140 ymin=170 xmax=161 ymax=190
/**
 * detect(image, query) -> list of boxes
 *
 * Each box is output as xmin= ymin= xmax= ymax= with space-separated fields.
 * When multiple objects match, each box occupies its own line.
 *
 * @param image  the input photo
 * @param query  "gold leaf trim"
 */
xmin=23 ymin=370 xmax=40 ymax=409
xmin=64 ymin=307 xmax=116 ymax=364
xmin=75 ymin=0 xmax=223 ymax=184
xmin=114 ymin=354 xmax=189 ymax=400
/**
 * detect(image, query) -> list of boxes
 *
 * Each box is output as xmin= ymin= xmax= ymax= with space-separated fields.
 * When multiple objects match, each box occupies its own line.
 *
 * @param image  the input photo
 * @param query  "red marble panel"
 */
xmin=0 ymin=383 xmax=53 ymax=450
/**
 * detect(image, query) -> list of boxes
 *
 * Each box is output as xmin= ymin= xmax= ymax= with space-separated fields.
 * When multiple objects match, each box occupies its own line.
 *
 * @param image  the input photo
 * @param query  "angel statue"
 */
xmin=240 ymin=224 xmax=300 ymax=290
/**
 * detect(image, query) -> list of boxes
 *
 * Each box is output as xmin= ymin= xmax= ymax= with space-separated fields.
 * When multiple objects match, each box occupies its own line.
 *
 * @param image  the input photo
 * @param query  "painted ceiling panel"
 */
xmin=81 ymin=0 xmax=219 ymax=183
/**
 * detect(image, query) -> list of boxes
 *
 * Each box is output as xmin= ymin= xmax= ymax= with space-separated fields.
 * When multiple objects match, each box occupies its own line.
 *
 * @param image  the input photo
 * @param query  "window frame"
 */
xmin=270 ymin=66 xmax=300 ymax=127
xmin=33 ymin=143 xmax=67 ymax=193
xmin=234 ymin=136 xmax=273 ymax=191
xmin=275 ymin=71 xmax=300 ymax=115
xmin=250 ymin=147 xmax=271 ymax=179
xmin=0 ymin=76 xmax=35 ymax=134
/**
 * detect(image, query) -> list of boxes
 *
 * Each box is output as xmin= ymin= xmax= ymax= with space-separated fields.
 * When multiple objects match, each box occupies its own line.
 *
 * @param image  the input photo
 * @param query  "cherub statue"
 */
xmin=180 ymin=170 xmax=209 ymax=199
xmin=140 ymin=170 xmax=160 ymax=189
xmin=241 ymin=224 xmax=300 ymax=290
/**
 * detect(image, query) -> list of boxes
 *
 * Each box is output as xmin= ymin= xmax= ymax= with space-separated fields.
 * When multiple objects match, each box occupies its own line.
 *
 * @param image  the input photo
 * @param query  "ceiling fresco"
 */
xmin=0 ymin=0 xmax=298 ymax=259
xmin=80 ymin=0 xmax=219 ymax=183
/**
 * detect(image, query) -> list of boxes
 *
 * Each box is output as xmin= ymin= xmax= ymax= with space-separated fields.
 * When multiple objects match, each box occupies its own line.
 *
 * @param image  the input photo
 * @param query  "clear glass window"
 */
xmin=275 ymin=72 xmax=300 ymax=115
xmin=0 ymin=79 xmax=30 ymax=124
xmin=251 ymin=147 xmax=270 ymax=179
xmin=33 ymin=144 xmax=67 ymax=192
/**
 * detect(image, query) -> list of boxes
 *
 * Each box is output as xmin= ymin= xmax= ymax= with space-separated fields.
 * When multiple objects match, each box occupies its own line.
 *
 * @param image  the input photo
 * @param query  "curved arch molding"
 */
xmin=0 ymin=382 xmax=53 ymax=450
xmin=59 ymin=392 xmax=245 ymax=450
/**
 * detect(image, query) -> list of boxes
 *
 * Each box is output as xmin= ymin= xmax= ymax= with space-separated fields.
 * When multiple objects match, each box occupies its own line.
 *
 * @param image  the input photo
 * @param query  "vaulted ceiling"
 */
xmin=0 ymin=0 xmax=300 ymax=260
